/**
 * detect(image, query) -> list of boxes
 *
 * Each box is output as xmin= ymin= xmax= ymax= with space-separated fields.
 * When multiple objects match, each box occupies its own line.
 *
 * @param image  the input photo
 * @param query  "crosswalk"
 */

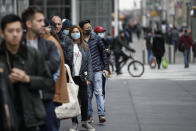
xmin=110 ymin=64 xmax=196 ymax=81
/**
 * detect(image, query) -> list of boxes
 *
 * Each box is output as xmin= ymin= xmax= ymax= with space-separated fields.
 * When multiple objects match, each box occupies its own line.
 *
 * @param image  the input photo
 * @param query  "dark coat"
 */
xmin=144 ymin=35 xmax=153 ymax=50
xmin=86 ymin=33 xmax=109 ymax=72
xmin=58 ymin=31 xmax=73 ymax=61
xmin=35 ymin=38 xmax=60 ymax=100
xmin=178 ymin=34 xmax=194 ymax=49
xmin=152 ymin=34 xmax=165 ymax=58
xmin=64 ymin=42 xmax=93 ymax=82
xmin=0 ymin=41 xmax=53 ymax=128
xmin=113 ymin=36 xmax=135 ymax=54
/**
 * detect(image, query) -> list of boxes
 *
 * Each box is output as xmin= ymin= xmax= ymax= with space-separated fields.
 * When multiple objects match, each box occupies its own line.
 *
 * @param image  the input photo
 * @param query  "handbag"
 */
xmin=162 ymin=57 xmax=168 ymax=69
xmin=55 ymin=64 xmax=81 ymax=119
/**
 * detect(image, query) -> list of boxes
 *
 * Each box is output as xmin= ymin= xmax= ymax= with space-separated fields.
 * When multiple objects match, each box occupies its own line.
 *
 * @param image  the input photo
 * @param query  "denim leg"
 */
xmin=184 ymin=49 xmax=190 ymax=67
xmin=147 ymin=50 xmax=153 ymax=63
xmin=87 ymin=84 xmax=93 ymax=116
xmin=40 ymin=101 xmax=58 ymax=131
xmin=93 ymin=71 xmax=105 ymax=116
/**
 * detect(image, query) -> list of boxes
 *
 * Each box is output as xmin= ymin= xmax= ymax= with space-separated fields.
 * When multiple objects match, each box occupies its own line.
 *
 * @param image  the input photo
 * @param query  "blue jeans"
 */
xmin=87 ymin=71 xmax=105 ymax=116
xmin=147 ymin=49 xmax=153 ymax=64
xmin=172 ymin=40 xmax=178 ymax=51
xmin=40 ymin=101 xmax=59 ymax=131
xmin=184 ymin=49 xmax=190 ymax=67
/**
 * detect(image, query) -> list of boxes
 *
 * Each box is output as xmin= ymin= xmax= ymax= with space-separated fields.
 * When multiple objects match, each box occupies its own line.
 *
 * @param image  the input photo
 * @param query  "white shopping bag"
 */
xmin=55 ymin=64 xmax=81 ymax=119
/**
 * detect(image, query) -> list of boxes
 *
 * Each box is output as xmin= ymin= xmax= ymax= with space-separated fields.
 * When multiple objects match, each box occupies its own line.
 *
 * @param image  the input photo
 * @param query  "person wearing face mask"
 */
xmin=62 ymin=19 xmax=72 ymax=36
xmin=79 ymin=19 xmax=109 ymax=124
xmin=51 ymin=16 xmax=73 ymax=60
xmin=94 ymin=26 xmax=111 ymax=100
xmin=65 ymin=25 xmax=95 ymax=131
xmin=94 ymin=26 xmax=111 ymax=57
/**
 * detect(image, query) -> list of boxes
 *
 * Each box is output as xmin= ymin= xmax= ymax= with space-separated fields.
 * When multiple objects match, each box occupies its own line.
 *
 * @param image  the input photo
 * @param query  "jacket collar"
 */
xmin=89 ymin=32 xmax=96 ymax=41
xmin=0 ymin=39 xmax=27 ymax=59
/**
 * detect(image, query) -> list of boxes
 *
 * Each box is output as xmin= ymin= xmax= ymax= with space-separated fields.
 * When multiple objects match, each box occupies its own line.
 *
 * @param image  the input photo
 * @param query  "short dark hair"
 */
xmin=1 ymin=14 xmax=22 ymax=31
xmin=22 ymin=6 xmax=43 ymax=25
xmin=79 ymin=19 xmax=90 ymax=29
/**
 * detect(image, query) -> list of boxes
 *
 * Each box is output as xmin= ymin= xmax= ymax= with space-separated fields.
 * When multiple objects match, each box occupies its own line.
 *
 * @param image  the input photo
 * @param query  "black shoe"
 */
xmin=116 ymin=71 xmax=122 ymax=75
xmin=185 ymin=65 xmax=189 ymax=68
xmin=99 ymin=115 xmax=106 ymax=123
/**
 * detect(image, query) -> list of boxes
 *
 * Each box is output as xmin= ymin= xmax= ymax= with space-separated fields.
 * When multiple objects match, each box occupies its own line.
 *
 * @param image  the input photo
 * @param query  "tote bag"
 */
xmin=55 ymin=64 xmax=81 ymax=119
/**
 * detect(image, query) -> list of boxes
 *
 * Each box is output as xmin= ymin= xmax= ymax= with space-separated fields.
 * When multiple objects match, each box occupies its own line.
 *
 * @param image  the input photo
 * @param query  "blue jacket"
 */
xmin=86 ymin=33 xmax=109 ymax=72
xmin=64 ymin=42 xmax=93 ymax=82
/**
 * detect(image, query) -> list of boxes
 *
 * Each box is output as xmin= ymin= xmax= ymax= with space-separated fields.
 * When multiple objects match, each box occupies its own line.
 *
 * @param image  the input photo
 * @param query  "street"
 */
xmin=60 ymin=37 xmax=196 ymax=131
xmin=60 ymin=77 xmax=196 ymax=131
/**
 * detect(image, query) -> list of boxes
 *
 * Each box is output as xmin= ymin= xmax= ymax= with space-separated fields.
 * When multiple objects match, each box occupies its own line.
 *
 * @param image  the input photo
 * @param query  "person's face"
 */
xmin=52 ymin=17 xmax=62 ymax=33
xmin=120 ymin=32 xmax=125 ymax=37
xmin=82 ymin=23 xmax=92 ymax=35
xmin=26 ymin=13 xmax=45 ymax=36
xmin=148 ymin=32 xmax=152 ymax=36
xmin=72 ymin=27 xmax=80 ymax=33
xmin=2 ymin=21 xmax=23 ymax=47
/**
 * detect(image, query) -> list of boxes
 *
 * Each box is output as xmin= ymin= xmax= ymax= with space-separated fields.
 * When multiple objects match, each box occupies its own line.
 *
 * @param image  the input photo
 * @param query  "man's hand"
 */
xmin=103 ymin=70 xmax=109 ymax=77
xmin=87 ymin=80 xmax=91 ymax=85
xmin=9 ymin=68 xmax=30 ymax=83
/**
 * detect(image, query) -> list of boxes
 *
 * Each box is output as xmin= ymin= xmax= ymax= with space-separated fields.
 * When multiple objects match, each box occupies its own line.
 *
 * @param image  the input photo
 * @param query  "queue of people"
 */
xmin=0 ymin=6 xmax=110 ymax=131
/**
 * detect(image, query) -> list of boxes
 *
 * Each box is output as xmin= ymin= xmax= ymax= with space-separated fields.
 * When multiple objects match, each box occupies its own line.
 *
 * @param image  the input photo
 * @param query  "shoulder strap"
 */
xmin=64 ymin=64 xmax=75 ymax=84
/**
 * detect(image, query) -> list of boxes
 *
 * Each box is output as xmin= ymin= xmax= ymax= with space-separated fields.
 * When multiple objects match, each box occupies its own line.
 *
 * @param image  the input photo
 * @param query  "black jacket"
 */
xmin=36 ymin=38 xmax=60 ymax=100
xmin=113 ymin=36 xmax=135 ymax=54
xmin=0 ymin=41 xmax=53 ymax=128
xmin=152 ymin=34 xmax=165 ymax=58
xmin=58 ymin=31 xmax=73 ymax=62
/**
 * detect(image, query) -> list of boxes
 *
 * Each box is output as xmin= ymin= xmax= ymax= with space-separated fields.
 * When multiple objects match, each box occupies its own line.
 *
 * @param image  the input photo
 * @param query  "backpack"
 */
xmin=0 ymin=64 xmax=18 ymax=131
xmin=178 ymin=35 xmax=188 ymax=52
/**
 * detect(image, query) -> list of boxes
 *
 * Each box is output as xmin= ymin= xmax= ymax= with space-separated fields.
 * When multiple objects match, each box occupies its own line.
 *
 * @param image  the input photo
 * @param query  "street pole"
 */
xmin=114 ymin=0 xmax=119 ymax=37
xmin=14 ymin=0 xmax=17 ymax=14
xmin=71 ymin=0 xmax=77 ymax=25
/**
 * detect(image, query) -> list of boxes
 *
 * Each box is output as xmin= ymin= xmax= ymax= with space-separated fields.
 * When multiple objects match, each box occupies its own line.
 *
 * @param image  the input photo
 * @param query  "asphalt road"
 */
xmin=60 ymin=78 xmax=196 ymax=131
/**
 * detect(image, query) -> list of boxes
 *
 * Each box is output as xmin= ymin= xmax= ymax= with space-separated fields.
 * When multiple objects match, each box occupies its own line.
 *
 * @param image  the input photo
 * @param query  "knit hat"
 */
xmin=62 ymin=19 xmax=72 ymax=29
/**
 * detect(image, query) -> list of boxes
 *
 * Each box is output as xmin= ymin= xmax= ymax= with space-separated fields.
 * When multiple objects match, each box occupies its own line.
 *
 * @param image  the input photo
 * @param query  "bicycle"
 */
xmin=109 ymin=52 xmax=145 ymax=77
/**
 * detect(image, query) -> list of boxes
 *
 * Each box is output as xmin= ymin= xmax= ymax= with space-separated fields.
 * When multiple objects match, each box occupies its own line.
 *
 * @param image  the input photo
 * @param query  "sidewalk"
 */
xmin=129 ymin=35 xmax=186 ymax=65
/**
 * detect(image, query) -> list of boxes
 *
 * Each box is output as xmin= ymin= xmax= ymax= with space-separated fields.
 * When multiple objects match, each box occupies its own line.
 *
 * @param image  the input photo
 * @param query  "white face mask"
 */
xmin=98 ymin=33 xmax=105 ymax=38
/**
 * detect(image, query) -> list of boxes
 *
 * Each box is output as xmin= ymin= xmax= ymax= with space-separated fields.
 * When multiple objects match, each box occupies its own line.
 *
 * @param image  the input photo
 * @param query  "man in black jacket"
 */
xmin=0 ymin=14 xmax=53 ymax=131
xmin=113 ymin=31 xmax=135 ymax=74
xmin=22 ymin=6 xmax=60 ymax=131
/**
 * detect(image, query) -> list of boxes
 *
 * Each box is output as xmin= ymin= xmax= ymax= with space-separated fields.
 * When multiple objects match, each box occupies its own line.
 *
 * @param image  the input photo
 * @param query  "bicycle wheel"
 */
xmin=128 ymin=60 xmax=144 ymax=77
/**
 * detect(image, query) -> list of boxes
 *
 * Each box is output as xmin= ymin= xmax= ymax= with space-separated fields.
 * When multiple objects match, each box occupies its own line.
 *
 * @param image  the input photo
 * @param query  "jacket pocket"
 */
xmin=34 ymin=104 xmax=46 ymax=120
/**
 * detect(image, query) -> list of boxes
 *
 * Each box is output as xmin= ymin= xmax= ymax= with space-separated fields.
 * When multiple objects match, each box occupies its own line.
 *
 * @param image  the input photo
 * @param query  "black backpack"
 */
xmin=0 ymin=64 xmax=18 ymax=131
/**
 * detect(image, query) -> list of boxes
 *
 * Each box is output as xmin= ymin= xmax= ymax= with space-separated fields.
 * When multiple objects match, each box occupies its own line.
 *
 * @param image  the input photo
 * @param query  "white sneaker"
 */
xmin=69 ymin=122 xmax=78 ymax=131
xmin=82 ymin=121 xmax=95 ymax=131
